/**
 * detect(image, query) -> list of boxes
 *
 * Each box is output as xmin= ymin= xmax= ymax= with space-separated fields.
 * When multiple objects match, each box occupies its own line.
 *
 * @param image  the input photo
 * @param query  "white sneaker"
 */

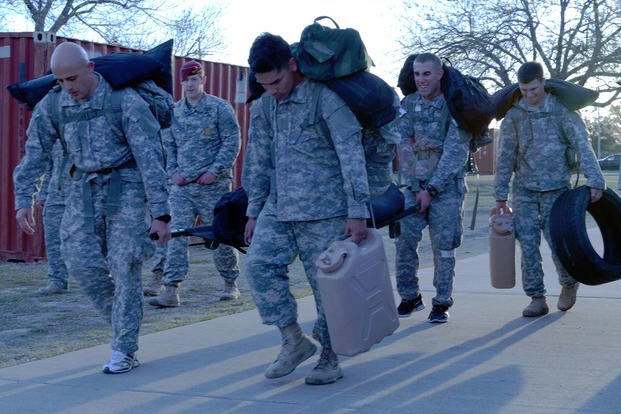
xmin=102 ymin=351 xmax=140 ymax=374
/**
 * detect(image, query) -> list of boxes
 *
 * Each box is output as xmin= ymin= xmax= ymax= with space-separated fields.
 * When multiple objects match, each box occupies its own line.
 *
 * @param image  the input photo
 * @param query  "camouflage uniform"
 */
xmin=146 ymin=128 xmax=172 ymax=275
xmin=13 ymin=73 xmax=169 ymax=355
xmin=243 ymin=79 xmax=369 ymax=348
xmin=362 ymin=103 xmax=401 ymax=197
xmin=395 ymin=93 xmax=470 ymax=308
xmin=161 ymin=93 xmax=241 ymax=287
xmin=494 ymin=94 xmax=605 ymax=297
xmin=36 ymin=141 xmax=70 ymax=289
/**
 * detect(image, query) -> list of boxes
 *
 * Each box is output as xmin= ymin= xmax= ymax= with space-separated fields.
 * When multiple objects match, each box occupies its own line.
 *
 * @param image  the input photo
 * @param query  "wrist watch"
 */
xmin=155 ymin=214 xmax=171 ymax=223
xmin=425 ymin=184 xmax=439 ymax=197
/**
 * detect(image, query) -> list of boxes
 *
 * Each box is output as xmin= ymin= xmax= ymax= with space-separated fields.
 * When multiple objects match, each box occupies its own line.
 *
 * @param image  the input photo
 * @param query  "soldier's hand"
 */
xmin=590 ymin=188 xmax=603 ymax=203
xmin=244 ymin=217 xmax=257 ymax=244
xmin=416 ymin=190 xmax=433 ymax=212
xmin=197 ymin=171 xmax=217 ymax=185
xmin=172 ymin=172 xmax=188 ymax=186
xmin=149 ymin=219 xmax=171 ymax=243
xmin=495 ymin=200 xmax=510 ymax=214
xmin=16 ymin=208 xmax=36 ymax=235
xmin=345 ymin=218 xmax=368 ymax=244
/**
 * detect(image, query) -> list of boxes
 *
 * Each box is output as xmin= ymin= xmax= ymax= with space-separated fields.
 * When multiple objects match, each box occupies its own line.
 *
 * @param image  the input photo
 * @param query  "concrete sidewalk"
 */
xmin=2 ymin=229 xmax=621 ymax=413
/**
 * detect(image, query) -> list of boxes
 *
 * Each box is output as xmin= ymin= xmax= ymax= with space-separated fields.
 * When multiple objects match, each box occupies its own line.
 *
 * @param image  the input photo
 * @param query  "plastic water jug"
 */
xmin=316 ymin=228 xmax=399 ymax=356
xmin=489 ymin=207 xmax=516 ymax=289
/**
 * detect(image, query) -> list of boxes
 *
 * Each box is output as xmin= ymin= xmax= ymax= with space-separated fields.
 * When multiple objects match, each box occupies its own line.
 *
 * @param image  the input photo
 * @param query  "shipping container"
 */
xmin=0 ymin=32 xmax=250 ymax=261
xmin=472 ymin=128 xmax=498 ymax=175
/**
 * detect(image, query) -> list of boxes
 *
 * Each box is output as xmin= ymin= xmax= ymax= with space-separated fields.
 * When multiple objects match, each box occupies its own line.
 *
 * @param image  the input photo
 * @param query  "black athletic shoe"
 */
xmin=397 ymin=294 xmax=425 ymax=318
xmin=428 ymin=305 xmax=449 ymax=323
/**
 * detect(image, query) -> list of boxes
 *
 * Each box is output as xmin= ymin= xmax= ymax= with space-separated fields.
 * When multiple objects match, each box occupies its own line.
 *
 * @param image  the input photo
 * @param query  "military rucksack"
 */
xmin=8 ymin=40 xmax=175 ymax=130
xmin=212 ymin=186 xmax=249 ymax=251
xmin=294 ymin=16 xmax=374 ymax=81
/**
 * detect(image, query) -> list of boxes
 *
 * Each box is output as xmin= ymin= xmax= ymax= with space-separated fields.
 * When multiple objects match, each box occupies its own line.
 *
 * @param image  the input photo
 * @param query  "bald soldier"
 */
xmin=13 ymin=42 xmax=171 ymax=374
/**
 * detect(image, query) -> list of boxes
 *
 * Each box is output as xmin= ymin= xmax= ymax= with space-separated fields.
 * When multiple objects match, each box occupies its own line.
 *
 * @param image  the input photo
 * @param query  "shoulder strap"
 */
xmin=440 ymin=101 xmax=451 ymax=138
xmin=309 ymin=85 xmax=331 ymax=139
xmin=46 ymin=87 xmax=68 ymax=154
xmin=105 ymin=89 xmax=124 ymax=136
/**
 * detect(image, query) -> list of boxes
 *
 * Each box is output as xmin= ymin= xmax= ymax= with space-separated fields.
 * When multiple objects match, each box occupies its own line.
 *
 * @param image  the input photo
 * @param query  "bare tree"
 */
xmin=586 ymin=104 xmax=621 ymax=155
xmin=400 ymin=0 xmax=621 ymax=106
xmin=101 ymin=5 xmax=225 ymax=59
xmin=0 ymin=0 xmax=225 ymax=58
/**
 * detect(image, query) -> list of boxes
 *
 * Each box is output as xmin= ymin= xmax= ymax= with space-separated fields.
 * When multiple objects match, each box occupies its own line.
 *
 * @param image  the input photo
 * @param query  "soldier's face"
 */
xmin=53 ymin=61 xmax=97 ymax=100
xmin=519 ymin=78 xmax=546 ymax=106
xmin=255 ymin=58 xmax=297 ymax=101
xmin=413 ymin=61 xmax=444 ymax=100
xmin=182 ymin=74 xmax=205 ymax=101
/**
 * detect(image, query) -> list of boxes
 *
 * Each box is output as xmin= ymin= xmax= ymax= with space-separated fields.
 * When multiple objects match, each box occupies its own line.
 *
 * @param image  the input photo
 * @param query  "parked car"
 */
xmin=598 ymin=154 xmax=621 ymax=170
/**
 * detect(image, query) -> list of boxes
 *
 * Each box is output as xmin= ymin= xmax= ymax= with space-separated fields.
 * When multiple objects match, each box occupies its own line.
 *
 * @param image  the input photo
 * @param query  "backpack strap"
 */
xmin=47 ymin=86 xmax=67 ymax=154
xmin=49 ymin=86 xmax=123 ymax=141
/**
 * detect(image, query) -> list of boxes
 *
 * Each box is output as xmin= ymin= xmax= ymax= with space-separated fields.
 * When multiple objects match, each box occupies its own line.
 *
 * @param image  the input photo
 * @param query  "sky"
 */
xmin=3 ymin=0 xmax=411 ymax=88
xmin=201 ymin=0 xmax=408 ymax=88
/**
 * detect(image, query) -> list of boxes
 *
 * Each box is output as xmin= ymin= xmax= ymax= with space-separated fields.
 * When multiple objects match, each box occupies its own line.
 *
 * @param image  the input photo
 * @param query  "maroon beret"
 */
xmin=180 ymin=60 xmax=203 ymax=81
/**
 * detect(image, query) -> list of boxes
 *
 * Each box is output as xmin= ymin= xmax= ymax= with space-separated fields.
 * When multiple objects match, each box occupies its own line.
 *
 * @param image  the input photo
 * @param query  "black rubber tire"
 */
xmin=549 ymin=186 xmax=621 ymax=285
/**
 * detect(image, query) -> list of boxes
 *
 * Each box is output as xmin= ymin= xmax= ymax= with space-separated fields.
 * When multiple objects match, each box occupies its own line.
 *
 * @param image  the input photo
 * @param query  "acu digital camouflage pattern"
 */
xmin=394 ymin=92 xmax=470 ymax=307
xmin=13 ymin=74 xmax=169 ymax=355
xmin=494 ymin=94 xmax=605 ymax=297
xmin=36 ymin=141 xmax=71 ymax=289
xmin=362 ymin=102 xmax=401 ymax=197
xmin=494 ymin=94 xmax=605 ymax=199
xmin=244 ymin=79 xmax=369 ymax=220
xmin=160 ymin=93 xmax=241 ymax=286
xmin=242 ymin=79 xmax=370 ymax=347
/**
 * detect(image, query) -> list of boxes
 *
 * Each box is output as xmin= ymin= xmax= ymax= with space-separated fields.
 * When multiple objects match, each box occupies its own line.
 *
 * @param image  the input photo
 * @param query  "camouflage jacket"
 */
xmin=397 ymin=92 xmax=471 ymax=192
xmin=242 ymin=78 xmax=370 ymax=221
xmin=35 ymin=140 xmax=70 ymax=206
xmin=165 ymin=93 xmax=241 ymax=182
xmin=13 ymin=73 xmax=169 ymax=217
xmin=494 ymin=94 xmax=605 ymax=200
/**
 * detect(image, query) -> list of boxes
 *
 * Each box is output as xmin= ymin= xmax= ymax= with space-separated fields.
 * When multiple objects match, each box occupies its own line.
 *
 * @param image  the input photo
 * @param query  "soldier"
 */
xmin=394 ymin=53 xmax=471 ymax=323
xmin=148 ymin=60 xmax=241 ymax=307
xmin=243 ymin=33 xmax=370 ymax=385
xmin=13 ymin=42 xmax=170 ymax=374
xmin=35 ymin=140 xmax=70 ymax=295
xmin=494 ymin=61 xmax=605 ymax=317
xmin=143 ymin=127 xmax=172 ymax=297
xmin=143 ymin=237 xmax=168 ymax=296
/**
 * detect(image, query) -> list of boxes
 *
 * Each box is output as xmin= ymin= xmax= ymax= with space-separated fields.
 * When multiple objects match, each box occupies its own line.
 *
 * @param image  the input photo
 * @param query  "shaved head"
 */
xmin=50 ymin=42 xmax=98 ymax=100
xmin=50 ymin=42 xmax=90 ymax=72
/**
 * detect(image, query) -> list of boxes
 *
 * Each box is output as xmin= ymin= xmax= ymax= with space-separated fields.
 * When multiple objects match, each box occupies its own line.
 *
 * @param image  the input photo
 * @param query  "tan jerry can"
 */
xmin=489 ymin=207 xmax=516 ymax=289
xmin=316 ymin=228 xmax=399 ymax=356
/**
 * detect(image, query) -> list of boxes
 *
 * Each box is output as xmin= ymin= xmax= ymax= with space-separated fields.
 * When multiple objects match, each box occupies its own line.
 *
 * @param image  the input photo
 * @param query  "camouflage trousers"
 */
xmin=512 ymin=184 xmax=575 ymax=297
xmin=43 ymin=202 xmax=68 ymax=289
xmin=60 ymin=174 xmax=153 ymax=355
xmin=395 ymin=181 xmax=466 ymax=307
xmin=245 ymin=206 xmax=347 ymax=348
xmin=162 ymin=179 xmax=239 ymax=286
xmin=147 ymin=240 xmax=168 ymax=273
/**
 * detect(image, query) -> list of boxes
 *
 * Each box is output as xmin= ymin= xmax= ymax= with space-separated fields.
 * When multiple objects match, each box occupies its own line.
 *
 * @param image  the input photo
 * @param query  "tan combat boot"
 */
xmin=305 ymin=347 xmax=343 ymax=385
xmin=37 ymin=283 xmax=68 ymax=295
xmin=522 ymin=296 xmax=549 ymax=317
xmin=143 ymin=269 xmax=163 ymax=296
xmin=558 ymin=283 xmax=579 ymax=311
xmin=265 ymin=323 xmax=317 ymax=379
xmin=148 ymin=285 xmax=180 ymax=307
xmin=220 ymin=280 xmax=240 ymax=301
